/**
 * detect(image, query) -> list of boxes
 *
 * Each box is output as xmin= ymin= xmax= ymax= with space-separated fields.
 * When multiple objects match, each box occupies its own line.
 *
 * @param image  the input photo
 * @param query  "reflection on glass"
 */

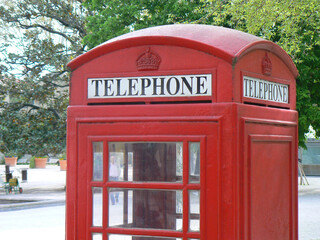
xmin=93 ymin=142 xmax=103 ymax=181
xmin=92 ymin=187 xmax=103 ymax=227
xmin=176 ymin=190 xmax=183 ymax=231
xmin=108 ymin=142 xmax=183 ymax=182
xmin=176 ymin=143 xmax=183 ymax=178
xmin=109 ymin=188 xmax=183 ymax=231
xmin=189 ymin=142 xmax=200 ymax=183
xmin=109 ymin=234 xmax=182 ymax=240
xmin=109 ymin=152 xmax=122 ymax=182
xmin=92 ymin=233 xmax=102 ymax=240
xmin=108 ymin=189 xmax=133 ymax=226
xmin=189 ymin=190 xmax=200 ymax=232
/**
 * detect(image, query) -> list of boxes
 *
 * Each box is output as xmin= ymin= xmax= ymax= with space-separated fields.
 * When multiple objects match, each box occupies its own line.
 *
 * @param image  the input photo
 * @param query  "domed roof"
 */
xmin=68 ymin=24 xmax=298 ymax=77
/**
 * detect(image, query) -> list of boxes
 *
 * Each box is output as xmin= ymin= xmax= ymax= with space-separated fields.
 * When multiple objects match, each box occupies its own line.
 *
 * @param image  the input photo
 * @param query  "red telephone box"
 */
xmin=67 ymin=24 xmax=299 ymax=240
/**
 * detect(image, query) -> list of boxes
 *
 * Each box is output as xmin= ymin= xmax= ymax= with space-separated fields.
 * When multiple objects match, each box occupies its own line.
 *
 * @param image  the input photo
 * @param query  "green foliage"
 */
xmin=29 ymin=156 xmax=35 ymax=168
xmin=83 ymin=0 xmax=207 ymax=48
xmin=60 ymin=151 xmax=67 ymax=160
xmin=0 ymin=107 xmax=67 ymax=156
xmin=83 ymin=0 xmax=320 ymax=146
xmin=0 ymin=0 xmax=86 ymax=156
xmin=4 ymin=150 xmax=17 ymax=158
xmin=0 ymin=155 xmax=4 ymax=164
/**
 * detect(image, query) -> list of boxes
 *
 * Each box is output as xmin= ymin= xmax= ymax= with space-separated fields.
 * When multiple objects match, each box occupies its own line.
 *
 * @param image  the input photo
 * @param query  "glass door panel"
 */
xmin=108 ymin=142 xmax=183 ymax=182
xmin=89 ymin=138 xmax=203 ymax=240
xmin=92 ymin=187 xmax=103 ymax=227
xmin=108 ymin=188 xmax=183 ymax=231
xmin=93 ymin=142 xmax=103 ymax=181
xmin=189 ymin=142 xmax=200 ymax=183
xmin=189 ymin=190 xmax=200 ymax=232
xmin=92 ymin=233 xmax=103 ymax=240
xmin=108 ymin=189 xmax=133 ymax=227
xmin=109 ymin=235 xmax=182 ymax=240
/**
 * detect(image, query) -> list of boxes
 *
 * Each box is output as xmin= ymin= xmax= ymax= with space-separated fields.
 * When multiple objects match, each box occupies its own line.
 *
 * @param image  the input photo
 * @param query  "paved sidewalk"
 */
xmin=0 ymin=165 xmax=66 ymax=211
xmin=298 ymin=176 xmax=320 ymax=240
xmin=298 ymin=175 xmax=320 ymax=195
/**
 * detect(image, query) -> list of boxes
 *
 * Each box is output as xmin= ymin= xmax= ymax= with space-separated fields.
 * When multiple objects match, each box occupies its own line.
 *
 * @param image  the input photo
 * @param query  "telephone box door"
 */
xmin=76 ymin=119 xmax=219 ymax=240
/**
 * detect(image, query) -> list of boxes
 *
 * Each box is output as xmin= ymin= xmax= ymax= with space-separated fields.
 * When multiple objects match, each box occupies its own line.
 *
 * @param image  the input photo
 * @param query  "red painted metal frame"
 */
xmin=67 ymin=101 xmax=298 ymax=240
xmin=247 ymin=135 xmax=294 ymax=240
xmin=239 ymin=114 xmax=298 ymax=240
xmin=66 ymin=23 xmax=299 ymax=240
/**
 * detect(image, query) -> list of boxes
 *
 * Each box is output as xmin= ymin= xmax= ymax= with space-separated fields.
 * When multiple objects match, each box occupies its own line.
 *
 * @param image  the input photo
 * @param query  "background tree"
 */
xmin=82 ymin=0 xmax=208 ymax=48
xmin=83 ymin=0 xmax=320 ymax=146
xmin=0 ymin=0 xmax=86 ymax=156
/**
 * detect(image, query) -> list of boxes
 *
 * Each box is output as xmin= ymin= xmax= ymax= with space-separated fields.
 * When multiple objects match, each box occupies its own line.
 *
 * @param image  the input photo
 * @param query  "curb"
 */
xmin=0 ymin=199 xmax=65 ymax=212
xmin=298 ymin=188 xmax=320 ymax=196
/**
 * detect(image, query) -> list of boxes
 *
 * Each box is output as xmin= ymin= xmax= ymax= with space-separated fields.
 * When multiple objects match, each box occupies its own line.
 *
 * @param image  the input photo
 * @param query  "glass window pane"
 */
xmin=109 ymin=189 xmax=183 ymax=231
xmin=176 ymin=191 xmax=183 ymax=230
xmin=92 ymin=233 xmax=102 ymax=240
xmin=108 ymin=142 xmax=183 ymax=182
xmin=92 ymin=187 xmax=103 ymax=227
xmin=109 ymin=234 xmax=182 ymax=240
xmin=108 ymin=189 xmax=133 ymax=226
xmin=189 ymin=142 xmax=200 ymax=183
xmin=93 ymin=142 xmax=103 ymax=181
xmin=189 ymin=190 xmax=200 ymax=232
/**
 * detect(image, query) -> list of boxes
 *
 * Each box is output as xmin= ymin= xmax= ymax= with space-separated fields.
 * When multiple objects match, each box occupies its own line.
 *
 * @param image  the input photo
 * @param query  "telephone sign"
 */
xmin=88 ymin=74 xmax=212 ymax=99
xmin=243 ymin=76 xmax=289 ymax=104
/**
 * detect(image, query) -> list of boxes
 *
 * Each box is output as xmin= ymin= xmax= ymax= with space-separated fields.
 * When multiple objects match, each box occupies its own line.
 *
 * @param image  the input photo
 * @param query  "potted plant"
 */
xmin=4 ymin=150 xmax=18 ymax=166
xmin=34 ymin=156 xmax=48 ymax=168
xmin=59 ymin=152 xmax=67 ymax=171
xmin=26 ymin=146 xmax=50 ymax=169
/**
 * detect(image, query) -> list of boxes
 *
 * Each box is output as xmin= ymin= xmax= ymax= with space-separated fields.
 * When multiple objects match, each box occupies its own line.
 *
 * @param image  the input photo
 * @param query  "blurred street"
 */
xmin=0 ymin=205 xmax=65 ymax=240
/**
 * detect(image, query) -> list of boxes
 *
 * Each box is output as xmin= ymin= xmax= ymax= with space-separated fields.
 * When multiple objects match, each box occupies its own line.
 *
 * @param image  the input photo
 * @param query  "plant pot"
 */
xmin=5 ymin=157 xmax=18 ymax=166
xmin=59 ymin=159 xmax=67 ymax=171
xmin=34 ymin=158 xmax=48 ymax=168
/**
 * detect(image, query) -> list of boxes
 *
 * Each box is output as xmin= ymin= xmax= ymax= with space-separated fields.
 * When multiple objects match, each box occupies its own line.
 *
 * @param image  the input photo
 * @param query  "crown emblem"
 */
xmin=262 ymin=52 xmax=272 ymax=76
xmin=136 ymin=48 xmax=161 ymax=71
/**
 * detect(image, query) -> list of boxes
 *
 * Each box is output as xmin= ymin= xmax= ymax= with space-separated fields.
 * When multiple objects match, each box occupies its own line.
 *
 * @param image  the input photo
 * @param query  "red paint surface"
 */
xmin=67 ymin=24 xmax=298 ymax=240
